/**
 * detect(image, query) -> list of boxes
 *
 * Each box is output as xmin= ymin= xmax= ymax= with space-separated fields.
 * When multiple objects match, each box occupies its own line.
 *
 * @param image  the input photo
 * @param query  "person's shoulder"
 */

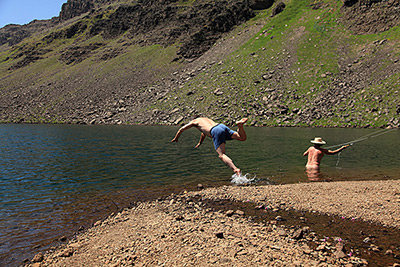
xmin=320 ymin=147 xmax=329 ymax=153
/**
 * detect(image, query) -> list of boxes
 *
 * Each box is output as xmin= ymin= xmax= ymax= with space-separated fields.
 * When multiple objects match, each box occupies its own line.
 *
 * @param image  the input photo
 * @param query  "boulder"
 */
xmin=272 ymin=2 xmax=286 ymax=16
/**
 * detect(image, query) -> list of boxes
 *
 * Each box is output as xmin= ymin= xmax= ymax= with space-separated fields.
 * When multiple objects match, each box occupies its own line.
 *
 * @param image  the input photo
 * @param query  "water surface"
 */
xmin=0 ymin=124 xmax=399 ymax=265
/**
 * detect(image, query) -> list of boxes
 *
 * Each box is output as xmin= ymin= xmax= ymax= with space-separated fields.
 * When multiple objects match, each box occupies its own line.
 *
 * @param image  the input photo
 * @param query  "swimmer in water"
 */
xmin=171 ymin=117 xmax=248 ymax=175
xmin=303 ymin=137 xmax=349 ymax=180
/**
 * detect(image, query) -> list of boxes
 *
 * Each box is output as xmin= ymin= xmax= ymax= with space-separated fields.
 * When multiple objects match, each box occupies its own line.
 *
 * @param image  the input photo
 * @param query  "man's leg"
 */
xmin=232 ymin=118 xmax=248 ymax=141
xmin=216 ymin=143 xmax=241 ymax=175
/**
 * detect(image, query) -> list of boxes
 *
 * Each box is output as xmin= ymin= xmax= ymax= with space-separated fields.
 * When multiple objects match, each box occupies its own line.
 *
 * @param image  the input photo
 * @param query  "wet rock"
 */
xmin=31 ymin=252 xmax=44 ymax=263
xmin=385 ymin=249 xmax=393 ymax=255
xmin=370 ymin=244 xmax=381 ymax=252
xmin=363 ymin=237 xmax=371 ymax=243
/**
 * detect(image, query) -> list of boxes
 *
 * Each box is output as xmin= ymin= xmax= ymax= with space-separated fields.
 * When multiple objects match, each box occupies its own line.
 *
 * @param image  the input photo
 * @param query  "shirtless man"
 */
xmin=303 ymin=137 xmax=349 ymax=170
xmin=171 ymin=117 xmax=248 ymax=175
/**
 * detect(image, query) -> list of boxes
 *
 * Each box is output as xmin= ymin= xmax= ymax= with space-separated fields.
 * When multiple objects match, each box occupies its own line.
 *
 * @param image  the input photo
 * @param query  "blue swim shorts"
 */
xmin=210 ymin=124 xmax=236 ymax=150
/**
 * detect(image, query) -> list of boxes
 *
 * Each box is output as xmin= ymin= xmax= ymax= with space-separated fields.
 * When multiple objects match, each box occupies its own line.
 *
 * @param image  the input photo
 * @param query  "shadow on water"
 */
xmin=0 ymin=125 xmax=399 ymax=266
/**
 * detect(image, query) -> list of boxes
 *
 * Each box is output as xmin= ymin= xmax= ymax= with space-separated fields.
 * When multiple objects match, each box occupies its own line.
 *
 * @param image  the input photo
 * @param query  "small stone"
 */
xmin=174 ymin=116 xmax=184 ymax=125
xmin=197 ymin=184 xmax=204 ymax=189
xmin=235 ymin=210 xmax=245 ymax=216
xmin=226 ymin=210 xmax=234 ymax=217
xmin=292 ymin=229 xmax=304 ymax=240
xmin=303 ymin=249 xmax=312 ymax=255
xmin=32 ymin=252 xmax=44 ymax=263
xmin=385 ymin=249 xmax=393 ymax=255
xmin=60 ymin=248 xmax=74 ymax=257
xmin=334 ymin=250 xmax=346 ymax=259
xmin=215 ymin=232 xmax=224 ymax=239
xmin=175 ymin=215 xmax=184 ymax=221
xmin=363 ymin=237 xmax=371 ymax=243
xmin=277 ymin=229 xmax=287 ymax=236
xmin=69 ymin=243 xmax=81 ymax=249
xmin=335 ymin=242 xmax=345 ymax=252
xmin=213 ymin=88 xmax=223 ymax=95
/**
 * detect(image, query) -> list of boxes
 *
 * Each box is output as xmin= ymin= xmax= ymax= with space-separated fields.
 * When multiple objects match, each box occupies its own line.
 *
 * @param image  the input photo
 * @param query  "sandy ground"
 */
xmin=27 ymin=180 xmax=400 ymax=267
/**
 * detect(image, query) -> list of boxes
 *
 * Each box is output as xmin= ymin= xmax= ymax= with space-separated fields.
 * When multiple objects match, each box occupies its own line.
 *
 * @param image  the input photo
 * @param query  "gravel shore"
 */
xmin=27 ymin=180 xmax=400 ymax=267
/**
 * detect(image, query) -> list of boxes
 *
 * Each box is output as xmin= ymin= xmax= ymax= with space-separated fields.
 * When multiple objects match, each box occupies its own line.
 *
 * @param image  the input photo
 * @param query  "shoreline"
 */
xmin=25 ymin=179 xmax=400 ymax=267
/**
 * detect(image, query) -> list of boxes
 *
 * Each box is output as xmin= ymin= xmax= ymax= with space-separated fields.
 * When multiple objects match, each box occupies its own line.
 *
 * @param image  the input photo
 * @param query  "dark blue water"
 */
xmin=0 ymin=124 xmax=399 ymax=266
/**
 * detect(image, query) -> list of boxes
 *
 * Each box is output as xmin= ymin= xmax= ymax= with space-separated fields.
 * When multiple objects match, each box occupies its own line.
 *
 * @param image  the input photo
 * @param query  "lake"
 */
xmin=1 ymin=124 xmax=399 ymax=266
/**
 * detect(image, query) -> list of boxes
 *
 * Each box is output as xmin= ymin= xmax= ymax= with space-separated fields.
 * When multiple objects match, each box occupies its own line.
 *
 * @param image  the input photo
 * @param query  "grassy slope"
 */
xmin=0 ymin=0 xmax=399 ymax=126
xmin=0 ymin=17 xmax=180 ymax=123
xmin=157 ymin=0 xmax=400 ymax=127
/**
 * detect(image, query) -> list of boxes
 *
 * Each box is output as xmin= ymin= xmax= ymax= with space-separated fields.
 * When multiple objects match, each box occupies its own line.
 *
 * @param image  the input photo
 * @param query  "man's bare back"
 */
xmin=303 ymin=146 xmax=326 ymax=169
xmin=190 ymin=118 xmax=218 ymax=138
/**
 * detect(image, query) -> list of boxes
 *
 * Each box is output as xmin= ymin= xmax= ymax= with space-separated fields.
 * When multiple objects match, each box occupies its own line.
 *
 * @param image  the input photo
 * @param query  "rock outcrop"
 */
xmin=59 ymin=0 xmax=95 ymax=21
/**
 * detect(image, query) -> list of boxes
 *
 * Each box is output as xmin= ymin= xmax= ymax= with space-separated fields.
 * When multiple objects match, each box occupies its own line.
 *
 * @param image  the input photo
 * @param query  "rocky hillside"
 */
xmin=0 ymin=0 xmax=399 ymax=128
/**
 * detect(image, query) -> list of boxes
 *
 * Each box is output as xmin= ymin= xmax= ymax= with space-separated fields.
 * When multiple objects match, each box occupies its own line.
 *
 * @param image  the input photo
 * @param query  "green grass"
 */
xmin=1 ymin=0 xmax=400 ymax=127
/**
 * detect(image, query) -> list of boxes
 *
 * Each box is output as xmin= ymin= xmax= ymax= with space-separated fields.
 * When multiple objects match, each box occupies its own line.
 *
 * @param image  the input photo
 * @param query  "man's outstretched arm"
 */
xmin=326 ymin=145 xmax=349 ymax=155
xmin=171 ymin=121 xmax=195 ymax=142
xmin=195 ymin=133 xmax=206 ymax=148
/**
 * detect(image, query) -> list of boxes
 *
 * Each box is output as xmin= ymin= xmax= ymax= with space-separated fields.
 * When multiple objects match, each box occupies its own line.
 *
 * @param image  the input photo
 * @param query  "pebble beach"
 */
xmin=27 ymin=180 xmax=400 ymax=267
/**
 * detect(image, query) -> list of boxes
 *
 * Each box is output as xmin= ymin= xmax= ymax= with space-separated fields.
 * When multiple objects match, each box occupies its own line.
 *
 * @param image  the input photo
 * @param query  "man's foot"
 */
xmin=236 ymin=118 xmax=248 ymax=126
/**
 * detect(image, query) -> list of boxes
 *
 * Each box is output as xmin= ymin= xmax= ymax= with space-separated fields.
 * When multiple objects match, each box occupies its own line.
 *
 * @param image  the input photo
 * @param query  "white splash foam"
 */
xmin=230 ymin=173 xmax=255 ymax=185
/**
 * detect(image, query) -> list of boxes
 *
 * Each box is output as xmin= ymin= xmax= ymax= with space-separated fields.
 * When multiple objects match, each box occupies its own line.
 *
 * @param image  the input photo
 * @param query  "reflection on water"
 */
xmin=0 ymin=124 xmax=399 ymax=266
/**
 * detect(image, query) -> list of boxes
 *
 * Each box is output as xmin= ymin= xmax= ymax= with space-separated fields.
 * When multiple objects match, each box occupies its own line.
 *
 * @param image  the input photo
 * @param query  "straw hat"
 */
xmin=310 ymin=137 xmax=326 ymax=145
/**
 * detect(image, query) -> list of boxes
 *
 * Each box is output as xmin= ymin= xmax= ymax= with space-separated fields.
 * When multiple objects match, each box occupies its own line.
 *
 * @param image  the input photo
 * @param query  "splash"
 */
xmin=231 ymin=173 xmax=256 ymax=185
